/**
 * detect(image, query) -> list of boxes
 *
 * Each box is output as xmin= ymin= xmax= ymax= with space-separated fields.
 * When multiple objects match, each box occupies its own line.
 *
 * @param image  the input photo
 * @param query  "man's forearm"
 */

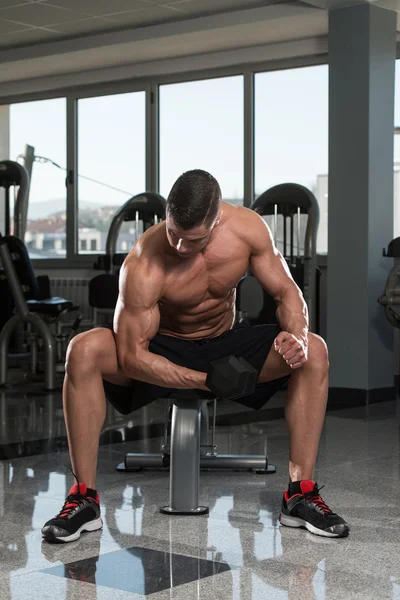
xmin=121 ymin=349 xmax=208 ymax=390
xmin=276 ymin=285 xmax=309 ymax=342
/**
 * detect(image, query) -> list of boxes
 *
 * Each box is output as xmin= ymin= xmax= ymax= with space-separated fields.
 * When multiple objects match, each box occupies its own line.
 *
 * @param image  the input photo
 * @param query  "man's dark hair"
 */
xmin=167 ymin=169 xmax=222 ymax=230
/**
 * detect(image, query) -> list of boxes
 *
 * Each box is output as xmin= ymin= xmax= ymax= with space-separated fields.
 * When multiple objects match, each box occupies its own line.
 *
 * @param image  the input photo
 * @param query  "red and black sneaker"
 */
xmin=280 ymin=480 xmax=350 ymax=538
xmin=42 ymin=478 xmax=102 ymax=544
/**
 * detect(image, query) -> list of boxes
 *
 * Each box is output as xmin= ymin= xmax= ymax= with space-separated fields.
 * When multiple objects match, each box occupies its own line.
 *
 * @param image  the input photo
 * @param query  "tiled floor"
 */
xmin=1 ymin=384 xmax=400 ymax=599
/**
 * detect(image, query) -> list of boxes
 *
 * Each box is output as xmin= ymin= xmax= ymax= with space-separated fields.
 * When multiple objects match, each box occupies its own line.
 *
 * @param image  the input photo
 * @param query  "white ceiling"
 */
xmin=0 ymin=0 xmax=288 ymax=47
xmin=0 ymin=0 xmax=397 ymax=94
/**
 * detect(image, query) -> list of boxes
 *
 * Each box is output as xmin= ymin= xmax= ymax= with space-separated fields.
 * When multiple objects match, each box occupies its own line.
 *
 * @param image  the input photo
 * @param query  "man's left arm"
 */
xmin=246 ymin=211 xmax=309 ymax=369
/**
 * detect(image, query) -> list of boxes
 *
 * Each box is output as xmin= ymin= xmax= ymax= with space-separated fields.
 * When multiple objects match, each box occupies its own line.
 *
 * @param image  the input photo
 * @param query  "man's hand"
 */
xmin=274 ymin=331 xmax=308 ymax=370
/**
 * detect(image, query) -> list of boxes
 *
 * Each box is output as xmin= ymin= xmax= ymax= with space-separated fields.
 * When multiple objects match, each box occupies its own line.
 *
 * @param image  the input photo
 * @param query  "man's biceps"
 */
xmin=116 ymin=330 xmax=146 ymax=365
xmin=255 ymin=268 xmax=281 ymax=298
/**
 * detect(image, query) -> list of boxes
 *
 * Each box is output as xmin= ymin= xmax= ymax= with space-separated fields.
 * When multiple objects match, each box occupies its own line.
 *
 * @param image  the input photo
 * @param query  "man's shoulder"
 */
xmin=224 ymin=202 xmax=261 ymax=225
xmin=227 ymin=204 xmax=270 ymax=251
xmin=124 ymin=226 xmax=167 ymax=276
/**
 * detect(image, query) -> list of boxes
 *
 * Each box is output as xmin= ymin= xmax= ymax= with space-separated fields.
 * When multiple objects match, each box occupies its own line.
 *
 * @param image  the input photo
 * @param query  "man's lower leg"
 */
xmin=285 ymin=356 xmax=328 ymax=483
xmin=63 ymin=367 xmax=107 ymax=491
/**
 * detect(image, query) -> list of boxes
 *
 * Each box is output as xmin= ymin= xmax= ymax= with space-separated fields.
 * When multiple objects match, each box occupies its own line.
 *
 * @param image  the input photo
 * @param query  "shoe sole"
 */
xmin=42 ymin=517 xmax=103 ymax=543
xmin=279 ymin=513 xmax=349 ymax=538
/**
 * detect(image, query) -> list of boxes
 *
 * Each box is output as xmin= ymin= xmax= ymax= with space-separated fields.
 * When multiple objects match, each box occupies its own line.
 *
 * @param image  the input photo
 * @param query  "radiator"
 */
xmin=49 ymin=278 xmax=93 ymax=327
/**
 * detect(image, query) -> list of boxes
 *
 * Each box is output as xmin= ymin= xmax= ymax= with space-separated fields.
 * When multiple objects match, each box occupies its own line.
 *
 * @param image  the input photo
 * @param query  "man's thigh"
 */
xmin=258 ymin=341 xmax=293 ymax=383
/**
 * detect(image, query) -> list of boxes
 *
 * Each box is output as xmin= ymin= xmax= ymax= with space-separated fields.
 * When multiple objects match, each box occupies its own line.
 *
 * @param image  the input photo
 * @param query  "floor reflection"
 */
xmin=41 ymin=545 xmax=235 ymax=595
xmin=1 ymin=389 xmax=400 ymax=598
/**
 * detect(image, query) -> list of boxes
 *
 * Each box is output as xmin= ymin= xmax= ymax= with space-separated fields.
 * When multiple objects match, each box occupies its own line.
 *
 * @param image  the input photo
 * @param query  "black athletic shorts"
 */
xmin=103 ymin=323 xmax=290 ymax=415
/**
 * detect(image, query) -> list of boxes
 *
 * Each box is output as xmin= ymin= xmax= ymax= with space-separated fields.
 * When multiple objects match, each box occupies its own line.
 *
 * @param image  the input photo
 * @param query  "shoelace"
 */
xmin=56 ymin=493 xmax=87 ymax=519
xmin=56 ymin=467 xmax=87 ymax=519
xmin=304 ymin=485 xmax=334 ymax=515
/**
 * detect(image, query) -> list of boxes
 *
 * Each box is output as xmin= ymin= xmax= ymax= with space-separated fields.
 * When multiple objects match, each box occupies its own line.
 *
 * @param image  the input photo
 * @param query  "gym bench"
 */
xmin=118 ymin=389 xmax=276 ymax=516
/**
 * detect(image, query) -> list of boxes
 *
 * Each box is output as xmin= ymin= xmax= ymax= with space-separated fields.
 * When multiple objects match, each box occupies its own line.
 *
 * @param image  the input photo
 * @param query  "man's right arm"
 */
xmin=113 ymin=253 xmax=208 ymax=390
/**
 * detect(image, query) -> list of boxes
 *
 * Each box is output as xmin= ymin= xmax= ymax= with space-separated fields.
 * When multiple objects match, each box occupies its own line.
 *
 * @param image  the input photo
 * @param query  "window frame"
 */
xmin=68 ymin=83 xmax=152 ymax=267
xmin=71 ymin=85 xmax=150 ymax=261
xmin=1 ymin=53 xmax=334 ymax=269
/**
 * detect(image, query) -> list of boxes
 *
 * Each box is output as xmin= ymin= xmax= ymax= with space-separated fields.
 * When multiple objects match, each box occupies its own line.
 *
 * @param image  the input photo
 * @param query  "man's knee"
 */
xmin=307 ymin=332 xmax=329 ymax=372
xmin=66 ymin=328 xmax=114 ymax=374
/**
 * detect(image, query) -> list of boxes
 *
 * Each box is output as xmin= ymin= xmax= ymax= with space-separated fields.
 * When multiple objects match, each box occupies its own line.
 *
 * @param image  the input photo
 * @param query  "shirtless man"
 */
xmin=42 ymin=169 xmax=349 ymax=543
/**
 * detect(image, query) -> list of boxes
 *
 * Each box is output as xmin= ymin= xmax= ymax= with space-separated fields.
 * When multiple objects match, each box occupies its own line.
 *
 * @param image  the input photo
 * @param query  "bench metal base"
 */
xmin=160 ymin=505 xmax=209 ymax=516
xmin=117 ymin=395 xmax=277 ymax=516
xmin=117 ymin=453 xmax=275 ymax=474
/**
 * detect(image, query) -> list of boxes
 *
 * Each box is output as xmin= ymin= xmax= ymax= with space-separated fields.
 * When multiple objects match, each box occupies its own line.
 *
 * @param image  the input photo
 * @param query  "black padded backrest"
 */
xmin=120 ymin=192 xmax=167 ymax=226
xmin=105 ymin=193 xmax=167 ymax=272
xmin=0 ymin=160 xmax=23 ymax=187
xmin=236 ymin=276 xmax=264 ymax=320
xmin=251 ymin=182 xmax=319 ymax=265
xmin=36 ymin=274 xmax=51 ymax=300
xmin=89 ymin=274 xmax=119 ymax=309
xmin=385 ymin=237 xmax=400 ymax=257
xmin=251 ymin=183 xmax=315 ymax=217
xmin=1 ymin=235 xmax=41 ymax=299
xmin=0 ymin=269 xmax=14 ymax=331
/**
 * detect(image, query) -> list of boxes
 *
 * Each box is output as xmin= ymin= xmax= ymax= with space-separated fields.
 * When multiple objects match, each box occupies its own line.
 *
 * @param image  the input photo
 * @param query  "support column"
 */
xmin=328 ymin=4 xmax=396 ymax=403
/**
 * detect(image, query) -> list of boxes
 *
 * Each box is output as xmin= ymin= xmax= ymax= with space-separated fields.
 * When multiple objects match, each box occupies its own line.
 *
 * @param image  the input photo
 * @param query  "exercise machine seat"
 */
xmin=27 ymin=297 xmax=74 ymax=314
xmin=0 ymin=235 xmax=77 ymax=316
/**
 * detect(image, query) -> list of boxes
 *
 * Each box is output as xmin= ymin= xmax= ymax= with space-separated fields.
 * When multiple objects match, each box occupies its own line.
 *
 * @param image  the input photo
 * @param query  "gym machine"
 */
xmin=90 ymin=192 xmax=166 ymax=326
xmin=0 ymin=234 xmax=81 ymax=390
xmin=0 ymin=160 xmax=31 ymax=337
xmin=0 ymin=160 xmax=30 ymax=240
xmin=378 ymin=239 xmax=400 ymax=394
xmin=93 ymin=192 xmax=167 ymax=274
xmin=378 ymin=237 xmax=400 ymax=328
xmin=245 ymin=183 xmax=320 ymax=333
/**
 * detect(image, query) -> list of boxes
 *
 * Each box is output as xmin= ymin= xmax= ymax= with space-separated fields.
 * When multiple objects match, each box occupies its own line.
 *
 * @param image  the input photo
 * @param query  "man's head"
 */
xmin=166 ymin=169 xmax=222 ymax=257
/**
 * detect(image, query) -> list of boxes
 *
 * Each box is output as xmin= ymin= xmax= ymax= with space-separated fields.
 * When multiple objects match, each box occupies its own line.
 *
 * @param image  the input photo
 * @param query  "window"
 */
xmin=77 ymin=91 xmax=146 ymax=254
xmin=159 ymin=76 xmax=244 ymax=204
xmin=4 ymin=66 xmax=334 ymax=263
xmin=9 ymin=98 xmax=67 ymax=259
xmin=254 ymin=66 xmax=329 ymax=254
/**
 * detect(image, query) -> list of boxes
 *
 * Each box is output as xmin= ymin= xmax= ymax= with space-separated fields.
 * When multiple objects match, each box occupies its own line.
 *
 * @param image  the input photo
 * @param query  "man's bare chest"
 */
xmin=161 ymin=251 xmax=249 ymax=308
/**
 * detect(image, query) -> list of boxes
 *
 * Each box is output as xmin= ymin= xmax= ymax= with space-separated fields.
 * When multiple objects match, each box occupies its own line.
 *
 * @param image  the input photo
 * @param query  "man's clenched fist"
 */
xmin=274 ymin=331 xmax=308 ymax=370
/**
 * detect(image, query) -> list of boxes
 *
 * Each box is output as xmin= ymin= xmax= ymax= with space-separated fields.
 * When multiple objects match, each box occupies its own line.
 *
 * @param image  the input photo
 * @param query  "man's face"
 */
xmin=165 ymin=216 xmax=217 ymax=258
